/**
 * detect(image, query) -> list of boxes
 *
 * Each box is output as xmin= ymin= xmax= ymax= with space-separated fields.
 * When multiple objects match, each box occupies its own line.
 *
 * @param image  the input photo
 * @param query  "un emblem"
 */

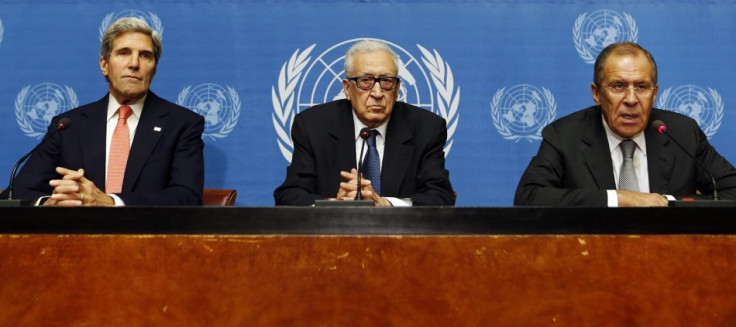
xmin=15 ymin=83 xmax=78 ymax=139
xmin=272 ymin=39 xmax=460 ymax=162
xmin=658 ymin=85 xmax=724 ymax=139
xmin=491 ymin=84 xmax=556 ymax=142
xmin=573 ymin=10 xmax=638 ymax=64
xmin=178 ymin=83 xmax=241 ymax=140
xmin=99 ymin=10 xmax=164 ymax=41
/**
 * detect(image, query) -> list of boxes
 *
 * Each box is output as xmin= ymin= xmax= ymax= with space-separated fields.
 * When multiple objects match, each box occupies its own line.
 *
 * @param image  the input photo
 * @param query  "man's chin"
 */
xmin=613 ymin=125 xmax=645 ymax=138
xmin=361 ymin=115 xmax=388 ymax=128
xmin=112 ymin=89 xmax=147 ymax=103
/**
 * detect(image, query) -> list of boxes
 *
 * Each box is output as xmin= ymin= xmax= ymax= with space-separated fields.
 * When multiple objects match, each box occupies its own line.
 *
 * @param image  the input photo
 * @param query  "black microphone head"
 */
xmin=359 ymin=127 xmax=371 ymax=140
xmin=651 ymin=120 xmax=667 ymax=134
xmin=57 ymin=117 xmax=72 ymax=131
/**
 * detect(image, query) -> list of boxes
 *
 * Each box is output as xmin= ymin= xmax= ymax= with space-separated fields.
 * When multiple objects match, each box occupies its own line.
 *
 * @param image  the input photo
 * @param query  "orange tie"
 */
xmin=106 ymin=105 xmax=132 ymax=194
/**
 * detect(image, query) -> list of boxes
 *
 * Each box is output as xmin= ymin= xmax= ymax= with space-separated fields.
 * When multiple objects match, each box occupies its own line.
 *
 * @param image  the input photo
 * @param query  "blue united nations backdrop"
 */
xmin=1 ymin=0 xmax=734 ymax=206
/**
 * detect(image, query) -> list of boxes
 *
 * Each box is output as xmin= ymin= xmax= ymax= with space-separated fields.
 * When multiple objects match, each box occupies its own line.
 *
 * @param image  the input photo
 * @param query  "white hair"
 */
xmin=344 ymin=40 xmax=400 ymax=77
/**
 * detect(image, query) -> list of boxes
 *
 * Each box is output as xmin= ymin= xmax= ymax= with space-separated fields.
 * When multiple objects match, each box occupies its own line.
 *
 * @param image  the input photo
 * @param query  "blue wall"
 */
xmin=1 ymin=0 xmax=734 ymax=206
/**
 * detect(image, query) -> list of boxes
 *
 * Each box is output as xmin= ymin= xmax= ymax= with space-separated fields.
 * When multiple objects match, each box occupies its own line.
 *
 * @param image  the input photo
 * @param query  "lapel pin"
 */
xmin=153 ymin=126 xmax=162 ymax=132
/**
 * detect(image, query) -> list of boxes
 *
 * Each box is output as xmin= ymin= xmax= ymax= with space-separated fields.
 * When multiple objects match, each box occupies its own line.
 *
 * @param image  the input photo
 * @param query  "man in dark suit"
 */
xmin=274 ymin=40 xmax=454 ymax=206
xmin=515 ymin=42 xmax=736 ymax=207
xmin=10 ymin=17 xmax=204 ymax=206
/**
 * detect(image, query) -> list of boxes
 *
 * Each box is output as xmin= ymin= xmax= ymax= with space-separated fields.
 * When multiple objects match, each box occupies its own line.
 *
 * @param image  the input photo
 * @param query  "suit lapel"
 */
xmin=328 ymin=102 xmax=356 ymax=187
xmin=80 ymin=96 xmax=109 ymax=188
xmin=581 ymin=108 xmax=617 ymax=189
xmin=645 ymin=128 xmax=674 ymax=194
xmin=381 ymin=105 xmax=412 ymax=196
xmin=122 ymin=93 xmax=167 ymax=192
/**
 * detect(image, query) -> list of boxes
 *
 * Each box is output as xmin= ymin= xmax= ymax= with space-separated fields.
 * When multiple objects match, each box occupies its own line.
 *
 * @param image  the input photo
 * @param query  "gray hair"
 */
xmin=594 ymin=42 xmax=657 ymax=86
xmin=344 ymin=40 xmax=400 ymax=77
xmin=100 ymin=17 xmax=162 ymax=64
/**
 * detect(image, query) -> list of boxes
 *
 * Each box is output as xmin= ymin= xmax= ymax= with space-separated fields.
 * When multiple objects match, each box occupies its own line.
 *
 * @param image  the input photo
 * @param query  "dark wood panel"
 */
xmin=2 ymin=235 xmax=736 ymax=326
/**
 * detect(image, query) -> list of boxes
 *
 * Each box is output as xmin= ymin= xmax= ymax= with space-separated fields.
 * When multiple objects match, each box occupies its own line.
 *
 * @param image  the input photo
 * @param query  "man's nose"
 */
xmin=369 ymin=81 xmax=384 ymax=97
xmin=128 ymin=54 xmax=140 ymax=69
xmin=623 ymin=87 xmax=639 ymax=104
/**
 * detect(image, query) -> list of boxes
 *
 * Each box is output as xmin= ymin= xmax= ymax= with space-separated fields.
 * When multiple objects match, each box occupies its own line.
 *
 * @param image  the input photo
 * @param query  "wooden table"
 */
xmin=2 ymin=207 xmax=735 ymax=326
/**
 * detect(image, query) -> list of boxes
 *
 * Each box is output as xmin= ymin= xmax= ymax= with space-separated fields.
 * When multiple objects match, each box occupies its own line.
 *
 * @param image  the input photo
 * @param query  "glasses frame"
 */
xmin=347 ymin=75 xmax=400 ymax=91
xmin=600 ymin=82 xmax=657 ymax=96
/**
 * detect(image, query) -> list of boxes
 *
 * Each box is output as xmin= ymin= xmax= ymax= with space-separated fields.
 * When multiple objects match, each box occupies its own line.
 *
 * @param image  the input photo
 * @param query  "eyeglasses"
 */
xmin=347 ymin=76 xmax=400 ymax=91
xmin=601 ymin=82 xmax=656 ymax=96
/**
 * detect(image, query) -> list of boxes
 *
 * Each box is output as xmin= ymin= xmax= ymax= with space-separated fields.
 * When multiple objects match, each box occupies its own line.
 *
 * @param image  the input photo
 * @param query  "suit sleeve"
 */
xmin=5 ymin=117 xmax=65 ymax=201
xmin=692 ymin=121 xmax=736 ymax=200
xmin=273 ymin=114 xmax=323 ymax=205
xmin=408 ymin=117 xmax=455 ymax=206
xmin=118 ymin=114 xmax=204 ymax=205
xmin=514 ymin=125 xmax=608 ymax=207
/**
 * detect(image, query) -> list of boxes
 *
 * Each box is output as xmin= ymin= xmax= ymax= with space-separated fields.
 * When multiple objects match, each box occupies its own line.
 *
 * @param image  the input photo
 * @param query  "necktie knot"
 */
xmin=118 ymin=105 xmax=132 ymax=122
xmin=620 ymin=139 xmax=635 ymax=158
xmin=366 ymin=129 xmax=379 ymax=146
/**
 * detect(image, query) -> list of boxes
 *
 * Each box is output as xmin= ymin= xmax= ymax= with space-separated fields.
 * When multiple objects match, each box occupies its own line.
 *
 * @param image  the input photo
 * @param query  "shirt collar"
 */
xmin=601 ymin=113 xmax=647 ymax=156
xmin=106 ymin=93 xmax=146 ymax=122
xmin=352 ymin=110 xmax=389 ymax=140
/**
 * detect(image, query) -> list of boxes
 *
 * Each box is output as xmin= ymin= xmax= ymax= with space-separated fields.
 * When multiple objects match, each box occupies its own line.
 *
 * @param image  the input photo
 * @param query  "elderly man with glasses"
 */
xmin=274 ymin=40 xmax=454 ymax=206
xmin=515 ymin=42 xmax=736 ymax=207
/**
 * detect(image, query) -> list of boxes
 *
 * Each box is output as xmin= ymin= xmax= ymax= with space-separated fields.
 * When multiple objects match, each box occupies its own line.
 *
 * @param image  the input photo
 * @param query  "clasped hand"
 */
xmin=334 ymin=168 xmax=392 ymax=206
xmin=616 ymin=190 xmax=669 ymax=207
xmin=43 ymin=167 xmax=114 ymax=206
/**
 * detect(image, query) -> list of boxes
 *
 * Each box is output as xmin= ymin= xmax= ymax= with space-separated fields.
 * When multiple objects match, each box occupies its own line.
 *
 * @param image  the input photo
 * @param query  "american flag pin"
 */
xmin=154 ymin=126 xmax=162 ymax=132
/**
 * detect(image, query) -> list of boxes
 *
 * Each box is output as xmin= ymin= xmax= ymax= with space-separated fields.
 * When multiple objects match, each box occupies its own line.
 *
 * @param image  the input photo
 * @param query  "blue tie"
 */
xmin=362 ymin=129 xmax=381 ymax=195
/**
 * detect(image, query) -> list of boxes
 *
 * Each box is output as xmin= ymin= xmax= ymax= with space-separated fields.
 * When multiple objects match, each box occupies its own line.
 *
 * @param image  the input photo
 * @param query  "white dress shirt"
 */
xmin=602 ymin=114 xmax=649 ymax=207
xmin=351 ymin=111 xmax=412 ymax=206
xmin=104 ymin=94 xmax=146 ymax=206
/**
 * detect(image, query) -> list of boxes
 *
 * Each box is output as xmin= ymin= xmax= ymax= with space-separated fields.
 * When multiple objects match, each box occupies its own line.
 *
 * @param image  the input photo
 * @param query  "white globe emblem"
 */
xmin=297 ymin=39 xmax=433 ymax=114
xmin=491 ymin=84 xmax=556 ymax=142
xmin=178 ymin=83 xmax=241 ymax=140
xmin=15 ymin=83 xmax=78 ymax=139
xmin=273 ymin=39 xmax=460 ymax=162
xmin=658 ymin=85 xmax=724 ymax=139
xmin=99 ymin=10 xmax=164 ymax=41
xmin=0 ymin=19 xmax=4 ymax=48
xmin=573 ymin=10 xmax=638 ymax=64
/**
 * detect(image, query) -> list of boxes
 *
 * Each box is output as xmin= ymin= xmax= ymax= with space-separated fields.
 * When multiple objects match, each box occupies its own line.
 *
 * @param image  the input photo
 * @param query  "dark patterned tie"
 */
xmin=618 ymin=139 xmax=639 ymax=192
xmin=362 ymin=129 xmax=381 ymax=195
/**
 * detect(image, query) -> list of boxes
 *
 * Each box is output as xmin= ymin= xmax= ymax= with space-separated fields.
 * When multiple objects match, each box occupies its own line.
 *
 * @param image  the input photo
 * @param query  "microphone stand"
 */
xmin=313 ymin=128 xmax=374 ymax=207
xmin=653 ymin=120 xmax=734 ymax=207
xmin=0 ymin=118 xmax=72 ymax=206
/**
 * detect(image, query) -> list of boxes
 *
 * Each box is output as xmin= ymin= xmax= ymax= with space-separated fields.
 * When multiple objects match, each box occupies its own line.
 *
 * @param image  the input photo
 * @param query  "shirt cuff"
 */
xmin=34 ymin=196 xmax=50 ymax=206
xmin=108 ymin=194 xmax=126 ymax=206
xmin=606 ymin=189 xmax=618 ymax=207
xmin=385 ymin=197 xmax=412 ymax=207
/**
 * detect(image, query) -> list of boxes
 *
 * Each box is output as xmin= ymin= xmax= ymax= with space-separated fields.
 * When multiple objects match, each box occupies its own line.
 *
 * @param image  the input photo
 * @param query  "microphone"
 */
xmin=652 ymin=119 xmax=720 ymax=200
xmin=313 ymin=127 xmax=374 ymax=206
xmin=355 ymin=128 xmax=371 ymax=200
xmin=1 ymin=117 xmax=72 ymax=205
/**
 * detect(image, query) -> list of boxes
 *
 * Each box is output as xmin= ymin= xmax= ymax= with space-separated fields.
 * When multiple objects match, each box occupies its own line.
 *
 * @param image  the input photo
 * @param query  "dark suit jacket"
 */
xmin=514 ymin=106 xmax=736 ymax=206
xmin=12 ymin=91 xmax=205 ymax=205
xmin=274 ymin=99 xmax=454 ymax=206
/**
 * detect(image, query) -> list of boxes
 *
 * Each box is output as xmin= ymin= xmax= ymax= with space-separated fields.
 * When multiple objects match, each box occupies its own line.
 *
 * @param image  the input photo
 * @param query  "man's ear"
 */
xmin=591 ymin=82 xmax=601 ymax=105
xmin=100 ymin=56 xmax=108 ymax=77
xmin=342 ymin=79 xmax=350 ymax=100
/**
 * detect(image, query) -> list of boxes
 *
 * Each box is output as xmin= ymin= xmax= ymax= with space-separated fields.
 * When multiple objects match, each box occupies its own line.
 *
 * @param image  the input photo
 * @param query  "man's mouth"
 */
xmin=620 ymin=112 xmax=640 ymax=121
